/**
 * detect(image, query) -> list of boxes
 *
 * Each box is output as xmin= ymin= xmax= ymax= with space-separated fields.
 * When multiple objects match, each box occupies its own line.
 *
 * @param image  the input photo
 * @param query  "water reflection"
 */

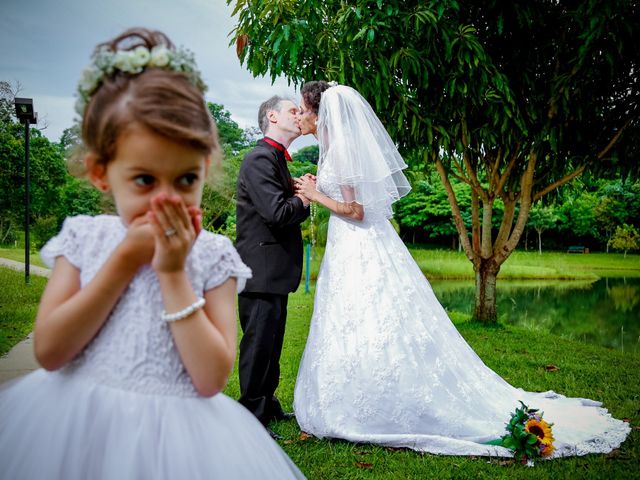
xmin=430 ymin=277 xmax=640 ymax=354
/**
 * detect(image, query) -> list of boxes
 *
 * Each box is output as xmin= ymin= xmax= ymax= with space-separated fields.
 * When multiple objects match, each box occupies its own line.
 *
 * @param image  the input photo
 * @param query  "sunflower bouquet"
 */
xmin=488 ymin=401 xmax=555 ymax=463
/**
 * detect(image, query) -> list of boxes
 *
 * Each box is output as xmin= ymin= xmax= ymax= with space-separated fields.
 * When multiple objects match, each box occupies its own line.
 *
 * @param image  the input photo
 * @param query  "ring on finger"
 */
xmin=164 ymin=228 xmax=177 ymax=237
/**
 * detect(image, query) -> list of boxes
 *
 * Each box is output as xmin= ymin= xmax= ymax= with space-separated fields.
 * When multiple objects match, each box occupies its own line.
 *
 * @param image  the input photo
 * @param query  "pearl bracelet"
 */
xmin=161 ymin=297 xmax=206 ymax=323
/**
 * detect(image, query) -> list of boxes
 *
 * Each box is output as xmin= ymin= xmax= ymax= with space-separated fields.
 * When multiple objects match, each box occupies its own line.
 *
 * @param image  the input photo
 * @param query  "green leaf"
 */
xmin=368 ymin=29 xmax=375 ymax=42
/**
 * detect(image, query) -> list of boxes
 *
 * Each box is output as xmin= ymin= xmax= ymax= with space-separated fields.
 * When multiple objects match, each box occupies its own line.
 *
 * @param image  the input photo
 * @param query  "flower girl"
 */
xmin=0 ymin=28 xmax=304 ymax=479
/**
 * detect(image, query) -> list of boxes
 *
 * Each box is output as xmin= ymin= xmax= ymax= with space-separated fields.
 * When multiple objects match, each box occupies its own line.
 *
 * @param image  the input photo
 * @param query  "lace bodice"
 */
xmin=40 ymin=215 xmax=251 ymax=397
xmin=317 ymin=161 xmax=387 ymax=225
xmin=316 ymin=161 xmax=344 ymax=203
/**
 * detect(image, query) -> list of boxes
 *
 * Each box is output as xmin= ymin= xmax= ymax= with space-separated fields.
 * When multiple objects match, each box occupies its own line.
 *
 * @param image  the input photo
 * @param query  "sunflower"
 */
xmin=525 ymin=418 xmax=555 ymax=456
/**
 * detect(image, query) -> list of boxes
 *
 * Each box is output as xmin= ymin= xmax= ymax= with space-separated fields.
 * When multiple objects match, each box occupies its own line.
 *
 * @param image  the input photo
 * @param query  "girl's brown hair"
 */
xmin=81 ymin=28 xmax=218 ymax=165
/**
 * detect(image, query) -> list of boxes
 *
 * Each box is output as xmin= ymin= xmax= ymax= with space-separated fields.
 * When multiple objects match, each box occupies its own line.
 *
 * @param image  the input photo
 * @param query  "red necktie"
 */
xmin=263 ymin=137 xmax=292 ymax=162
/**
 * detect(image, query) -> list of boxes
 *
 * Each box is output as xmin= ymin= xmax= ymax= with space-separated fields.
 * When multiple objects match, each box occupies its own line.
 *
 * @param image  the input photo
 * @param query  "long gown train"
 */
xmin=294 ymin=211 xmax=630 ymax=457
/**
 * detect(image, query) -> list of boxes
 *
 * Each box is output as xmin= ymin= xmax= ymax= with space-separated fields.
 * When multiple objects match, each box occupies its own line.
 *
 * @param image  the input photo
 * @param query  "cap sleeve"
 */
xmin=39 ymin=215 xmax=90 ymax=269
xmin=202 ymin=235 xmax=252 ymax=293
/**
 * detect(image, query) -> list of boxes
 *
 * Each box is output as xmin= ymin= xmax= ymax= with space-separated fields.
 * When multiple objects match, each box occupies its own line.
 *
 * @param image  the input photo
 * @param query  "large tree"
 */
xmin=229 ymin=0 xmax=639 ymax=322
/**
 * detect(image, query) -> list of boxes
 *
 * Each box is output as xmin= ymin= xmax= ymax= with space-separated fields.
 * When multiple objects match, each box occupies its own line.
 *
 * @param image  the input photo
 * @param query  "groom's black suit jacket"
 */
xmin=235 ymin=139 xmax=310 ymax=295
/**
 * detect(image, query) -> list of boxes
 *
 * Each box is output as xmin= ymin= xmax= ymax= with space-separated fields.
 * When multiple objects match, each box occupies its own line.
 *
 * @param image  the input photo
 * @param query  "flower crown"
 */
xmin=75 ymin=45 xmax=207 ymax=115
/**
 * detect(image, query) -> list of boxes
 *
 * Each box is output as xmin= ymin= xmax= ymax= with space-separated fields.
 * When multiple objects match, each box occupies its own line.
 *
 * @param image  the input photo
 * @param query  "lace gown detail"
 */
xmin=293 ymin=167 xmax=630 ymax=457
xmin=0 ymin=215 xmax=304 ymax=479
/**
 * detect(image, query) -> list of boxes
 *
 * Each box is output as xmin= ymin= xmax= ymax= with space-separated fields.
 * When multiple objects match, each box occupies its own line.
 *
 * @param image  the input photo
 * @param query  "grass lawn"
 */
xmin=2 ymin=238 xmax=639 ymax=478
xmin=0 ymin=247 xmax=46 ymax=268
xmin=2 ymin=244 xmax=638 ymax=280
xmin=222 ymin=287 xmax=639 ymax=479
xmin=303 ymin=246 xmax=640 ymax=281
xmin=0 ymin=268 xmax=47 ymax=355
xmin=2 ymin=265 xmax=637 ymax=479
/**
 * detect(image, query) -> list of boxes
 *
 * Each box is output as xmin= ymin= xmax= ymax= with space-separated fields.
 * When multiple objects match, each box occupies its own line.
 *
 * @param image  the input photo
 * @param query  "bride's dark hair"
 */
xmin=300 ymin=81 xmax=331 ymax=115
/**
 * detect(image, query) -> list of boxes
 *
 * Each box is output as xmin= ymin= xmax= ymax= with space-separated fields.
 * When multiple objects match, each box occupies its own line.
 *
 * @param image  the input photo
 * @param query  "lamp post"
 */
xmin=14 ymin=98 xmax=37 ymax=284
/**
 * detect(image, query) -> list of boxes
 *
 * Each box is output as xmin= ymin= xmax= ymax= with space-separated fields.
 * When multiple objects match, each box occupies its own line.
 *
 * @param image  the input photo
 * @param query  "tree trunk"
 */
xmin=537 ymin=229 xmax=542 ymax=255
xmin=474 ymin=260 xmax=500 ymax=322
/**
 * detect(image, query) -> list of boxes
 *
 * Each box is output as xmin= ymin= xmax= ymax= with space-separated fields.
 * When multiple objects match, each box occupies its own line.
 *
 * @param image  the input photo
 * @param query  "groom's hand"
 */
xmin=295 ymin=193 xmax=310 ymax=207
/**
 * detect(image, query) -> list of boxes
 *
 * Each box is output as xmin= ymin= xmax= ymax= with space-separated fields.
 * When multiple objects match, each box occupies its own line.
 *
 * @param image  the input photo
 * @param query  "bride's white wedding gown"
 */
xmin=293 ymin=169 xmax=630 ymax=458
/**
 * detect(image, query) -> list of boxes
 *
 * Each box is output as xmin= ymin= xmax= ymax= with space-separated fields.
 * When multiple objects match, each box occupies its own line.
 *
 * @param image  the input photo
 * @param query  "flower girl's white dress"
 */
xmin=0 ymin=215 xmax=304 ymax=479
xmin=293 ymin=164 xmax=631 ymax=458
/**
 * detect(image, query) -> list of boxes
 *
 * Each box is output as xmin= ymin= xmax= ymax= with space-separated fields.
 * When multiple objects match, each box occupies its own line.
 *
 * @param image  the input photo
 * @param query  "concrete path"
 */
xmin=0 ymin=258 xmax=50 ymax=384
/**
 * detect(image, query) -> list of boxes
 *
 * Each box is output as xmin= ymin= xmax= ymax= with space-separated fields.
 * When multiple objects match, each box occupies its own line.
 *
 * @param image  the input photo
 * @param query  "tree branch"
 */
xmin=495 ymin=145 xmax=519 ymax=195
xmin=597 ymin=118 xmax=631 ymax=160
xmin=495 ymin=150 xmax=537 ymax=265
xmin=434 ymin=154 xmax=476 ymax=263
xmin=449 ymin=172 xmax=473 ymax=187
xmin=489 ymin=148 xmax=502 ymax=191
xmin=494 ymin=195 xmax=516 ymax=253
xmin=534 ymin=117 xmax=632 ymax=201
xmin=460 ymin=118 xmax=485 ymax=200
xmin=533 ymin=165 xmax=586 ymax=201
xmin=471 ymin=189 xmax=480 ymax=255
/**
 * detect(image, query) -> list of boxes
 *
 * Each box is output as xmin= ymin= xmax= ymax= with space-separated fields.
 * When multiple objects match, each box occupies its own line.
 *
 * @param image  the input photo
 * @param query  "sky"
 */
xmin=0 ymin=0 xmax=316 ymax=151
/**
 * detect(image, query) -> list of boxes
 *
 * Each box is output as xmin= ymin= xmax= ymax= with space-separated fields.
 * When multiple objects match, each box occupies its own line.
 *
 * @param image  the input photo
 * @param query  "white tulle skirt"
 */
xmin=0 ymin=370 xmax=304 ymax=479
xmin=294 ymin=214 xmax=630 ymax=457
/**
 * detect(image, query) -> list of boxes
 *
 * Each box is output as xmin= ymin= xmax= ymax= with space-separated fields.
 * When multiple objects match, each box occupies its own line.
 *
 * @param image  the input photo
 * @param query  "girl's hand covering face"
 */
xmin=147 ymin=193 xmax=199 ymax=273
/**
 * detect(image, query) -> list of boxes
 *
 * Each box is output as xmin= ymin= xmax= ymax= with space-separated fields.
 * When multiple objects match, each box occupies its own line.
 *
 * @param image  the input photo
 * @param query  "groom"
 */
xmin=235 ymin=95 xmax=309 ymax=432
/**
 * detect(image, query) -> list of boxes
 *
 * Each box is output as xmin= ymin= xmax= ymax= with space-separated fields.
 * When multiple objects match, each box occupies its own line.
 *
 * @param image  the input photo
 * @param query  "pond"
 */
xmin=430 ymin=277 xmax=640 ymax=354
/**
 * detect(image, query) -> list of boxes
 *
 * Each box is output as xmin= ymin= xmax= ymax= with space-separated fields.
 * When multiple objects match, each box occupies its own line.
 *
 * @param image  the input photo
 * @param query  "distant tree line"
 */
xmin=394 ymin=170 xmax=640 ymax=254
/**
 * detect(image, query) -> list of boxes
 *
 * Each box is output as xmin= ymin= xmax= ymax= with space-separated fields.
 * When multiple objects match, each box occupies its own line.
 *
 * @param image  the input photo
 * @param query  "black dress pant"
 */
xmin=238 ymin=292 xmax=288 ymax=425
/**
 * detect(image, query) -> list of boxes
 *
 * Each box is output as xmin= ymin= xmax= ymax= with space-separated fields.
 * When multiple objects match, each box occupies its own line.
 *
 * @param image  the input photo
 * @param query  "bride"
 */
xmin=292 ymin=81 xmax=630 ymax=457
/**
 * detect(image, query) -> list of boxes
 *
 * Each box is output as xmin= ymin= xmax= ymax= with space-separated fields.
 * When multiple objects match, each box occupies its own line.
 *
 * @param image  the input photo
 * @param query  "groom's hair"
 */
xmin=258 ymin=95 xmax=286 ymax=134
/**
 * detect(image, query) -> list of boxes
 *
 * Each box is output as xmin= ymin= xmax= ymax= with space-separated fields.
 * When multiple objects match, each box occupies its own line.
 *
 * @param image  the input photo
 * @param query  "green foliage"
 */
xmin=595 ymin=179 xmax=640 ymax=245
xmin=57 ymin=176 xmax=103 ymax=219
xmin=201 ymin=149 xmax=245 ymax=233
xmin=0 ymin=119 xmax=68 ymax=232
xmin=559 ymin=191 xmax=598 ymax=237
xmin=0 ymin=218 xmax=17 ymax=245
xmin=208 ymin=102 xmax=257 ymax=155
xmin=291 ymin=145 xmax=319 ymax=164
xmin=58 ymin=123 xmax=82 ymax=160
xmin=230 ymin=0 xmax=638 ymax=176
xmin=287 ymin=159 xmax=316 ymax=179
xmin=395 ymin=178 xmax=466 ymax=239
xmin=527 ymin=203 xmax=559 ymax=253
xmin=609 ymin=224 xmax=640 ymax=257
xmin=31 ymin=215 xmax=59 ymax=249
xmin=527 ymin=205 xmax=558 ymax=234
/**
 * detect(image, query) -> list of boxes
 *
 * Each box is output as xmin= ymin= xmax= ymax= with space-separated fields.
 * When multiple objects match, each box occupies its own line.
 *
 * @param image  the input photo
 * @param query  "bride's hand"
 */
xmin=295 ymin=176 xmax=318 ymax=202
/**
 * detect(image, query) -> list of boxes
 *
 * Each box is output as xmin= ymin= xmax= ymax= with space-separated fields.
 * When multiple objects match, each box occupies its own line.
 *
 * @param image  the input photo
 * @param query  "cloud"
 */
xmin=0 ymin=0 xmax=308 ymax=145
xmin=29 ymin=95 xmax=76 ymax=141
